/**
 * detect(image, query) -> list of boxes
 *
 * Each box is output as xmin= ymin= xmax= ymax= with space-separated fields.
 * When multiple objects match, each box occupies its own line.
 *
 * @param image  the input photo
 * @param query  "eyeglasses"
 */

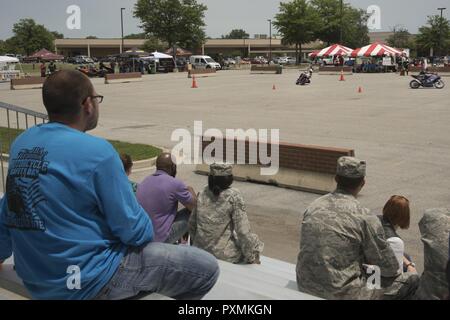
xmin=92 ymin=95 xmax=104 ymax=104
xmin=83 ymin=95 xmax=104 ymax=104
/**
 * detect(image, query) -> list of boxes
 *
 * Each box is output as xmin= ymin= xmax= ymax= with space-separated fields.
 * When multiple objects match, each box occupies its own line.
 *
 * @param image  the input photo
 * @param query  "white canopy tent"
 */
xmin=0 ymin=56 xmax=23 ymax=81
xmin=141 ymin=51 xmax=174 ymax=61
xmin=0 ymin=56 xmax=19 ymax=64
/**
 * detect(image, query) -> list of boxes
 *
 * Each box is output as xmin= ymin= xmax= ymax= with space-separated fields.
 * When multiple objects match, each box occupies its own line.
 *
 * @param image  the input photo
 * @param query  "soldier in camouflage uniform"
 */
xmin=414 ymin=208 xmax=450 ymax=300
xmin=189 ymin=163 xmax=264 ymax=264
xmin=297 ymin=157 xmax=419 ymax=300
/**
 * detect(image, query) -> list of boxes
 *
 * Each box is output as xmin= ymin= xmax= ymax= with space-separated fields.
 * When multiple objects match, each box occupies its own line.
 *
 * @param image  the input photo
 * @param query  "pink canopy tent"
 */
xmin=351 ymin=43 xmax=403 ymax=57
xmin=309 ymin=44 xmax=353 ymax=58
xmin=27 ymin=49 xmax=64 ymax=61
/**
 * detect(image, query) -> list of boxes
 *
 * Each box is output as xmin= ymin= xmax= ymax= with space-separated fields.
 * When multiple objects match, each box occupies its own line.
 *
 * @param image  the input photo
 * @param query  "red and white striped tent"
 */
xmin=351 ymin=43 xmax=403 ymax=57
xmin=309 ymin=44 xmax=353 ymax=58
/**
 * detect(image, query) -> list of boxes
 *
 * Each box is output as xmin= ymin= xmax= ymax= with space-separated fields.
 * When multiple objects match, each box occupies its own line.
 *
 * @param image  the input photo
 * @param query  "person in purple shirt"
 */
xmin=137 ymin=153 xmax=197 ymax=244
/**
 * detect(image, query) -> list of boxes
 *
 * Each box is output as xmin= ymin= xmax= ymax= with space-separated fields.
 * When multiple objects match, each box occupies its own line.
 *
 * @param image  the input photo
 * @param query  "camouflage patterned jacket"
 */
xmin=414 ymin=208 xmax=450 ymax=300
xmin=297 ymin=189 xmax=400 ymax=300
xmin=189 ymin=187 xmax=264 ymax=264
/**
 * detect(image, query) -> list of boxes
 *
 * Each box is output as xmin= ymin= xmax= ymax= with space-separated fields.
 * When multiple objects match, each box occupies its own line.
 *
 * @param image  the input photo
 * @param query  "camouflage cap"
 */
xmin=210 ymin=163 xmax=233 ymax=177
xmin=336 ymin=156 xmax=366 ymax=178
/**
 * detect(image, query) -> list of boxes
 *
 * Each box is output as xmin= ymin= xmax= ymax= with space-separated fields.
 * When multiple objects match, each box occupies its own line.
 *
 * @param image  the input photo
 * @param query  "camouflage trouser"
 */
xmin=381 ymin=272 xmax=420 ymax=300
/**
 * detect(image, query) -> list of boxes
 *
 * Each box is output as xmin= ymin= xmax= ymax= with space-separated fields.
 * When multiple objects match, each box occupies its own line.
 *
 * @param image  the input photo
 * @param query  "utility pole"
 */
xmin=268 ymin=19 xmax=272 ymax=62
xmin=340 ymin=0 xmax=343 ymax=44
xmin=438 ymin=8 xmax=447 ymax=56
xmin=121 ymin=8 xmax=125 ymax=54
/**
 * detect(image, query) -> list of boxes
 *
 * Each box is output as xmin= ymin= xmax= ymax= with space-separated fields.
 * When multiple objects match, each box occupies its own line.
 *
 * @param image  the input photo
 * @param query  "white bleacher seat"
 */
xmin=203 ymin=256 xmax=321 ymax=300
xmin=0 ymin=256 xmax=320 ymax=300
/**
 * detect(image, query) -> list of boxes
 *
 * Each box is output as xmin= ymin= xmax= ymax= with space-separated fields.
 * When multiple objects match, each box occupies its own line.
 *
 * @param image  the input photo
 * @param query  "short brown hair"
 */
xmin=383 ymin=195 xmax=410 ymax=229
xmin=42 ymin=70 xmax=93 ymax=117
xmin=120 ymin=154 xmax=133 ymax=173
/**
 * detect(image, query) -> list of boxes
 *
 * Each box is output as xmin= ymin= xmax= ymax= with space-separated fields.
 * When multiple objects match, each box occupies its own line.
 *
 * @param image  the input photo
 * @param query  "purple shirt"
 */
xmin=137 ymin=170 xmax=193 ymax=242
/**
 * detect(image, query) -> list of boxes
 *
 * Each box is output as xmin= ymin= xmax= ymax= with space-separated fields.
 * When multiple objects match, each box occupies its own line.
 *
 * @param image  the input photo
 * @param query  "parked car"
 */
xmin=66 ymin=57 xmax=84 ymax=64
xmin=223 ymin=58 xmax=236 ymax=67
xmin=286 ymin=57 xmax=296 ymax=64
xmin=277 ymin=57 xmax=288 ymax=65
xmin=189 ymin=55 xmax=221 ymax=70
xmin=68 ymin=55 xmax=94 ymax=64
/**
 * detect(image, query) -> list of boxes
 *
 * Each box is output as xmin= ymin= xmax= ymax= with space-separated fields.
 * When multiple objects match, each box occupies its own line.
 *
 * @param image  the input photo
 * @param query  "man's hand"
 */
xmin=184 ymin=186 xmax=198 ymax=212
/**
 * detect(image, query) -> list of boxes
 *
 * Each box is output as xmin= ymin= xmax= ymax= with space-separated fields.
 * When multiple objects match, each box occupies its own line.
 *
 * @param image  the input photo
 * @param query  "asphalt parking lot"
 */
xmin=1 ymin=69 xmax=449 ymax=271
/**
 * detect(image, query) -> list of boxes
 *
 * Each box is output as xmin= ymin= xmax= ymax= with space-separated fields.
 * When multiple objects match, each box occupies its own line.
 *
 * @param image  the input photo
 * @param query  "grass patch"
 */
xmin=0 ymin=127 xmax=23 ymax=154
xmin=108 ymin=140 xmax=162 ymax=161
xmin=17 ymin=63 xmax=80 ymax=76
xmin=0 ymin=126 xmax=161 ymax=160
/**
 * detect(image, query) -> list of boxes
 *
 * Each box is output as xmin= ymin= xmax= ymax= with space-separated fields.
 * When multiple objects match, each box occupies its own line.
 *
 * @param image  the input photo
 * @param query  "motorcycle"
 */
xmin=410 ymin=72 xmax=445 ymax=89
xmin=296 ymin=67 xmax=313 ymax=86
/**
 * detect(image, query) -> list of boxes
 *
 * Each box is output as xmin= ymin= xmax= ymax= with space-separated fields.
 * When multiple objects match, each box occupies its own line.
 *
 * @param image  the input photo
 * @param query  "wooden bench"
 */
xmin=105 ymin=72 xmax=143 ymax=84
xmin=10 ymin=77 xmax=46 ymax=90
xmin=250 ymin=65 xmax=282 ymax=74
xmin=188 ymin=68 xmax=217 ymax=78
xmin=318 ymin=66 xmax=353 ymax=75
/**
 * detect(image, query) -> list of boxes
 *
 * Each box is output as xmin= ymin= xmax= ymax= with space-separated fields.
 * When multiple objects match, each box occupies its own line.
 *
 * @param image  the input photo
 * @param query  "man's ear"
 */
xmin=81 ymin=97 xmax=94 ymax=115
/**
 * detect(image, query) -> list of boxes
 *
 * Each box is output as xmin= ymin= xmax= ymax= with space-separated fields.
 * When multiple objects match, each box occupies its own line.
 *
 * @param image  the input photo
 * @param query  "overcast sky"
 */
xmin=0 ymin=0 xmax=449 ymax=40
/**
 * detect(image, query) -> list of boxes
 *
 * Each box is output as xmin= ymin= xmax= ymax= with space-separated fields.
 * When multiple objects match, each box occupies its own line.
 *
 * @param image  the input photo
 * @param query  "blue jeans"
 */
xmin=95 ymin=242 xmax=219 ymax=300
xmin=165 ymin=209 xmax=191 ymax=244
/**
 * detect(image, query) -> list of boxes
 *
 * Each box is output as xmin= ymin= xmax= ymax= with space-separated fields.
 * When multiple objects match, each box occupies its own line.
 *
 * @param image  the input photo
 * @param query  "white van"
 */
xmin=190 ymin=55 xmax=221 ymax=70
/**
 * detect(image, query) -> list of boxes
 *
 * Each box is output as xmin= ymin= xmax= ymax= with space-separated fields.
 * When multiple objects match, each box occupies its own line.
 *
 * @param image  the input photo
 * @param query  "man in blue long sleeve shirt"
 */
xmin=0 ymin=70 xmax=219 ymax=300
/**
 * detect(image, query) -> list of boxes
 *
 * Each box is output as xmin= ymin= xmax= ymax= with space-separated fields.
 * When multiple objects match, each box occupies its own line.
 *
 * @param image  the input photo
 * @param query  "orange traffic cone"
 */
xmin=273 ymin=84 xmax=276 ymax=90
xmin=339 ymin=70 xmax=345 ymax=81
xmin=191 ymin=76 xmax=198 ymax=88
xmin=358 ymin=86 xmax=363 ymax=93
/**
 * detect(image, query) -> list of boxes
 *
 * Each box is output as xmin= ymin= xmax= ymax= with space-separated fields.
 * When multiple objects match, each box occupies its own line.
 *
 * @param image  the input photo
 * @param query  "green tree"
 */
xmin=342 ymin=8 xmax=370 ymax=48
xmin=51 ymin=31 xmax=64 ymax=39
xmin=0 ymin=40 xmax=6 ymax=54
xmin=387 ymin=27 xmax=413 ymax=49
xmin=311 ymin=0 xmax=369 ymax=47
xmin=134 ymin=0 xmax=207 ymax=51
xmin=124 ymin=33 xmax=147 ymax=39
xmin=9 ymin=19 xmax=56 ymax=55
xmin=222 ymin=29 xmax=249 ymax=39
xmin=274 ymin=0 xmax=320 ymax=64
xmin=142 ymin=36 xmax=166 ymax=52
xmin=416 ymin=15 xmax=450 ymax=56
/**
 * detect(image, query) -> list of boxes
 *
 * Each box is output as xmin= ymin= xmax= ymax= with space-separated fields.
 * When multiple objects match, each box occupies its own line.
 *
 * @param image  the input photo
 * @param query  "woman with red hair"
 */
xmin=379 ymin=195 xmax=417 ymax=274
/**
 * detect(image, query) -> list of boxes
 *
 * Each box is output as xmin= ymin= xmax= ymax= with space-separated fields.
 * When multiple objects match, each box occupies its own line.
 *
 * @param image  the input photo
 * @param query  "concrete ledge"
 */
xmin=188 ymin=68 xmax=217 ymax=78
xmin=250 ymin=65 xmax=282 ymax=74
xmin=319 ymin=66 xmax=353 ymax=75
xmin=409 ymin=66 xmax=450 ymax=73
xmin=105 ymin=72 xmax=142 ymax=84
xmin=10 ymin=77 xmax=46 ymax=90
xmin=0 ymin=264 xmax=31 ymax=299
xmin=197 ymin=137 xmax=353 ymax=194
xmin=196 ymin=163 xmax=335 ymax=194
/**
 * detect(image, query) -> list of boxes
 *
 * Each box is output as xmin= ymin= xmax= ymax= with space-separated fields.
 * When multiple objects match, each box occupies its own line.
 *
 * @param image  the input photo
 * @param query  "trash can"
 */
xmin=276 ymin=64 xmax=283 ymax=74
xmin=150 ymin=64 xmax=156 ymax=74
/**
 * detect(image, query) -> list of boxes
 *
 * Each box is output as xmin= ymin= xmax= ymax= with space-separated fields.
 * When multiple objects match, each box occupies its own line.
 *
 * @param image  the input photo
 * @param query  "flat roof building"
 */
xmin=54 ymin=38 xmax=322 ymax=59
xmin=54 ymin=33 xmax=397 ymax=59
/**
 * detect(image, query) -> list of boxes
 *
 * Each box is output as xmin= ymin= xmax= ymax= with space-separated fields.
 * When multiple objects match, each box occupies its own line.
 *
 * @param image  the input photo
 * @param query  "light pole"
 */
xmin=120 ymin=8 xmax=125 ymax=54
xmin=340 ymin=0 xmax=343 ymax=44
xmin=268 ymin=19 xmax=272 ymax=62
xmin=438 ymin=7 xmax=447 ymax=56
